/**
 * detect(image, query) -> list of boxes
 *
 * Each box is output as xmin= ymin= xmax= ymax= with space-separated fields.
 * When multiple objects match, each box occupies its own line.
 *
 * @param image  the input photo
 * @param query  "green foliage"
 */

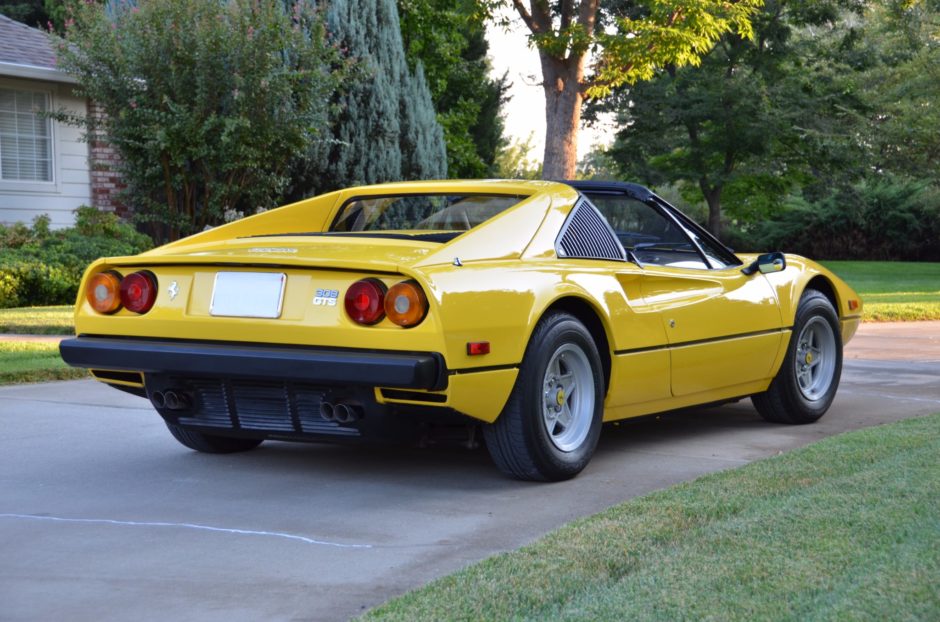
xmin=859 ymin=2 xmax=940 ymax=187
xmin=599 ymin=0 xmax=864 ymax=236
xmin=489 ymin=0 xmax=763 ymax=178
xmin=592 ymin=0 xmax=763 ymax=97
xmin=598 ymin=0 xmax=938 ymax=258
xmin=493 ymin=133 xmax=542 ymax=180
xmin=398 ymin=0 xmax=508 ymax=177
xmin=0 ymin=209 xmax=153 ymax=308
xmin=55 ymin=0 xmax=345 ymax=240
xmin=400 ymin=63 xmax=448 ymax=180
xmin=0 ymin=0 xmax=47 ymax=26
xmin=302 ymin=0 xmax=446 ymax=194
xmin=743 ymin=176 xmax=940 ymax=261
xmin=0 ymin=1 xmax=92 ymax=31
xmin=0 ymin=262 xmax=75 ymax=308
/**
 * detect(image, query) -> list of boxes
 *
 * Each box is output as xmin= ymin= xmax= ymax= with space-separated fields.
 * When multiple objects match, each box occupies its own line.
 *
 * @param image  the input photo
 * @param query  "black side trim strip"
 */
xmin=612 ymin=344 xmax=665 ymax=356
xmin=615 ymin=327 xmax=792 ymax=356
xmin=448 ymin=363 xmax=519 ymax=375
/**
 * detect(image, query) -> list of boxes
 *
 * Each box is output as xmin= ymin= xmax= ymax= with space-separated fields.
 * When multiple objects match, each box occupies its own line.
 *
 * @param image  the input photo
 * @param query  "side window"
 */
xmin=587 ymin=194 xmax=709 ymax=270
xmin=685 ymin=230 xmax=732 ymax=269
xmin=661 ymin=200 xmax=740 ymax=269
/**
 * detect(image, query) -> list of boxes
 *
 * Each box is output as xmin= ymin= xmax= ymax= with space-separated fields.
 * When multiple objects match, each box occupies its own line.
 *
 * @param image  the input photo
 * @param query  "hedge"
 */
xmin=0 ymin=208 xmax=153 ymax=309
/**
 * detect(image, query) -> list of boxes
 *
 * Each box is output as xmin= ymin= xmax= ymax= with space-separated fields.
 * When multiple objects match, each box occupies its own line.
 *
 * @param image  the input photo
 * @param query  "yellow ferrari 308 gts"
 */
xmin=60 ymin=180 xmax=862 ymax=481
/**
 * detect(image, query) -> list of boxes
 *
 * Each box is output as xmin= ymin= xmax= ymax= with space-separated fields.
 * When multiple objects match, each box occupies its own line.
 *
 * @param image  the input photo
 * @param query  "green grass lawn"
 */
xmin=362 ymin=413 xmax=940 ymax=621
xmin=0 ymin=341 xmax=87 ymax=385
xmin=0 ymin=305 xmax=74 ymax=334
xmin=822 ymin=260 xmax=940 ymax=321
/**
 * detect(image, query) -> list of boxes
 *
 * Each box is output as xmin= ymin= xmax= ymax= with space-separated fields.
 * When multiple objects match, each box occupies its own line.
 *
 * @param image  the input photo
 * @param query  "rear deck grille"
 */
xmin=176 ymin=378 xmax=359 ymax=437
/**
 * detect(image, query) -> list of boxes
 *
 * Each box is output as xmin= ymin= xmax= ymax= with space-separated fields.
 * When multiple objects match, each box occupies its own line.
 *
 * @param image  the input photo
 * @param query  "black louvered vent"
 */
xmin=557 ymin=202 xmax=624 ymax=260
xmin=176 ymin=378 xmax=359 ymax=437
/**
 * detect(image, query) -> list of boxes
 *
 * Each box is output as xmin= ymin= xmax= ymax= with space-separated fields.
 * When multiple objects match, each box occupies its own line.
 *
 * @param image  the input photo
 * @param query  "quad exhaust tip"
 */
xmin=150 ymin=389 xmax=191 ymax=411
xmin=319 ymin=400 xmax=363 ymax=424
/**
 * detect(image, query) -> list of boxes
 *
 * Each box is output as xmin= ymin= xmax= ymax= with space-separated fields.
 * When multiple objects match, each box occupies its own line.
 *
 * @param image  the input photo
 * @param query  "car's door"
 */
xmin=637 ymin=264 xmax=783 ymax=396
xmin=584 ymin=189 xmax=785 ymax=398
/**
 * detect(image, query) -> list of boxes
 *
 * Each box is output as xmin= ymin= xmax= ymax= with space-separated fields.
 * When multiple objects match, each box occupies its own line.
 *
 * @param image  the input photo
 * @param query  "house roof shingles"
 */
xmin=0 ymin=13 xmax=74 ymax=83
xmin=0 ymin=14 xmax=58 ymax=68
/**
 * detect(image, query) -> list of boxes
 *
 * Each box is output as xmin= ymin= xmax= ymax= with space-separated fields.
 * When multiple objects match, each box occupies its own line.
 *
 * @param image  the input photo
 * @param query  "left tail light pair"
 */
xmin=87 ymin=270 xmax=157 ymax=315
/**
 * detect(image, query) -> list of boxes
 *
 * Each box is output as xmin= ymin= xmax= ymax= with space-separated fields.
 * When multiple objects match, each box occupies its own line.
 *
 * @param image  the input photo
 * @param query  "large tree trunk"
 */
xmin=540 ymin=55 xmax=585 ymax=180
xmin=511 ymin=0 xmax=598 ymax=180
xmin=700 ymin=180 xmax=723 ymax=238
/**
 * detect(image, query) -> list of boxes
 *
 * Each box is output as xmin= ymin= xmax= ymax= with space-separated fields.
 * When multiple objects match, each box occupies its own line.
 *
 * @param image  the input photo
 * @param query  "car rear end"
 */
xmin=59 ymin=181 xmax=564 ymax=446
xmin=60 ymin=241 xmax=467 ymax=444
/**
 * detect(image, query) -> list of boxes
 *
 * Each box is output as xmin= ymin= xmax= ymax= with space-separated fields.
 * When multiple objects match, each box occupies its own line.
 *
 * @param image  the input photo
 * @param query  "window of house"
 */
xmin=0 ymin=88 xmax=53 ymax=183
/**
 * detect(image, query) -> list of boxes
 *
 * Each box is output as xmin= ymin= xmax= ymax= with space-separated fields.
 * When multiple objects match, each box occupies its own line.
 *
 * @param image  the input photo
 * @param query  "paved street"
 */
xmin=1 ymin=322 xmax=938 ymax=621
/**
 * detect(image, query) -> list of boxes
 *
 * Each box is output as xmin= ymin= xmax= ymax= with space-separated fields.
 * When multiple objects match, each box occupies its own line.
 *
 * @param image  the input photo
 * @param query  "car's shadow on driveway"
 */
xmin=144 ymin=399 xmax=771 ymax=491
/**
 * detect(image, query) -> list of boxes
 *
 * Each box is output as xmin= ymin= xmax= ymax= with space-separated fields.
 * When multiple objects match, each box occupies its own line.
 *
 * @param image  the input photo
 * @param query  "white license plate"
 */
xmin=210 ymin=272 xmax=286 ymax=318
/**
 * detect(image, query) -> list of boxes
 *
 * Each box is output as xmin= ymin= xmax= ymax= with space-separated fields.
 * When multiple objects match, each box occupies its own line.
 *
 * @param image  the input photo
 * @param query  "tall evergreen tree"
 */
xmin=305 ymin=0 xmax=446 ymax=194
xmin=400 ymin=63 xmax=448 ymax=179
xmin=398 ymin=0 xmax=509 ymax=177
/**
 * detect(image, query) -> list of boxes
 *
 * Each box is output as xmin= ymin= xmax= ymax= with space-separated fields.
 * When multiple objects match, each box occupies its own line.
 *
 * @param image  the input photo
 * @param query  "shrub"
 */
xmin=0 ymin=209 xmax=154 ymax=308
xmin=736 ymin=176 xmax=940 ymax=260
xmin=55 ymin=0 xmax=348 ymax=241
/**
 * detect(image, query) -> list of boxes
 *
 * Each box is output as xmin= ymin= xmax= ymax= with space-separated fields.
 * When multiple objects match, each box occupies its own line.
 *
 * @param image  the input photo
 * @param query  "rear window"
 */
xmin=331 ymin=194 xmax=524 ymax=233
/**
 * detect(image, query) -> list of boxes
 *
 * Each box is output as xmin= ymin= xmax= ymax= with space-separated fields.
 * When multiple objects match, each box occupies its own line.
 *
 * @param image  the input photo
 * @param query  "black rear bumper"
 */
xmin=60 ymin=335 xmax=447 ymax=390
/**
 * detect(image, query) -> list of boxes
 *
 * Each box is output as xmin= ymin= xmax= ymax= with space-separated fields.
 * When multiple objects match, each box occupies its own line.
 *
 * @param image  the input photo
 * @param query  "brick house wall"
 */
xmin=87 ymin=99 xmax=129 ymax=218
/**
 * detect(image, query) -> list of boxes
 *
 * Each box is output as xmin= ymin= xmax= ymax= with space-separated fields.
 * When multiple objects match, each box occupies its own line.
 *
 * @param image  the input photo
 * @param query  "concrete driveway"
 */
xmin=1 ymin=322 xmax=938 ymax=621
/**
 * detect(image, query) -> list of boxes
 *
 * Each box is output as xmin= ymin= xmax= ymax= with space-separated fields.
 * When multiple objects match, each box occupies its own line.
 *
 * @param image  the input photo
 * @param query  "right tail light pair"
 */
xmin=345 ymin=279 xmax=427 ymax=328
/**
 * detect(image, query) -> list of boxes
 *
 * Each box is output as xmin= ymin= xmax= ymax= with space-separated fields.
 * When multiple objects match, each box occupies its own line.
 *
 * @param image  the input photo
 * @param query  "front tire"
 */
xmin=484 ymin=312 xmax=604 ymax=481
xmin=165 ymin=423 xmax=263 ymax=454
xmin=752 ymin=290 xmax=842 ymax=424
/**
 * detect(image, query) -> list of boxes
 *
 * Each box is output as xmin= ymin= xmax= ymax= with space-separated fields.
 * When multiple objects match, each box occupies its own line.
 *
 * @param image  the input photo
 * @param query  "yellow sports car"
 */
xmin=60 ymin=180 xmax=862 ymax=481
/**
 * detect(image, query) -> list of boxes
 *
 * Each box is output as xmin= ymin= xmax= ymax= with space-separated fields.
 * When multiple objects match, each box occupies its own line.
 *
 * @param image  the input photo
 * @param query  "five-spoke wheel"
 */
xmin=794 ymin=316 xmax=837 ymax=401
xmin=541 ymin=343 xmax=595 ymax=453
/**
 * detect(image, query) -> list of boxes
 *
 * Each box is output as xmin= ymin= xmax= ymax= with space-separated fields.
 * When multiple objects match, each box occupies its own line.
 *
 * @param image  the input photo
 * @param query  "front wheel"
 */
xmin=752 ymin=290 xmax=842 ymax=424
xmin=165 ymin=423 xmax=263 ymax=454
xmin=484 ymin=312 xmax=604 ymax=481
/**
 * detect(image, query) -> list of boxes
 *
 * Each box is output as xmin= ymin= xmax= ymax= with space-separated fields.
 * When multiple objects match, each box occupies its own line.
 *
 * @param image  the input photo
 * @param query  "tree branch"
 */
xmin=560 ymin=0 xmax=574 ymax=31
xmin=511 ymin=0 xmax=540 ymax=34
xmin=577 ymin=0 xmax=599 ymax=35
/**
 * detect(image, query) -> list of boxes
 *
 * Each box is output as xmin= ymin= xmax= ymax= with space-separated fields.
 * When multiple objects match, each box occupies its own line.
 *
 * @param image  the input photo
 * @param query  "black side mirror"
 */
xmin=742 ymin=252 xmax=786 ymax=276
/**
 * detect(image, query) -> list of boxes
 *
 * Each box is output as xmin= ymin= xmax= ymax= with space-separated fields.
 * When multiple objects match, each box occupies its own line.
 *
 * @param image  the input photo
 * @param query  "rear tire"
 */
xmin=165 ymin=423 xmax=263 ymax=454
xmin=483 ymin=312 xmax=604 ymax=481
xmin=752 ymin=290 xmax=842 ymax=424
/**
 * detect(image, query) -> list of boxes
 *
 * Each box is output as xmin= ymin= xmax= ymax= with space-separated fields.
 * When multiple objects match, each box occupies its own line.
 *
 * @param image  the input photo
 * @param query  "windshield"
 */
xmin=330 ymin=194 xmax=524 ymax=233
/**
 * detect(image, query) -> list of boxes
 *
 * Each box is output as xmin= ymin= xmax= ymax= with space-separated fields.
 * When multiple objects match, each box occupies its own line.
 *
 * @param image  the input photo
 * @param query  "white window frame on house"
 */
xmin=0 ymin=81 xmax=58 ymax=192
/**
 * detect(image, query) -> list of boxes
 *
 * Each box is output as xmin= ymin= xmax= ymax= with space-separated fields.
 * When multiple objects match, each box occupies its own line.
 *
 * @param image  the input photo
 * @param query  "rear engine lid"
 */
xmin=132 ymin=234 xmax=442 ymax=273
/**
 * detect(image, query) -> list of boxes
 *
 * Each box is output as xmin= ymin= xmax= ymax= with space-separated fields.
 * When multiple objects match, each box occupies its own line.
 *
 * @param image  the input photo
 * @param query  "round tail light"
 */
xmin=384 ymin=281 xmax=428 ymax=327
xmin=345 ymin=279 xmax=386 ymax=325
xmin=120 ymin=271 xmax=157 ymax=314
xmin=86 ymin=271 xmax=122 ymax=314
